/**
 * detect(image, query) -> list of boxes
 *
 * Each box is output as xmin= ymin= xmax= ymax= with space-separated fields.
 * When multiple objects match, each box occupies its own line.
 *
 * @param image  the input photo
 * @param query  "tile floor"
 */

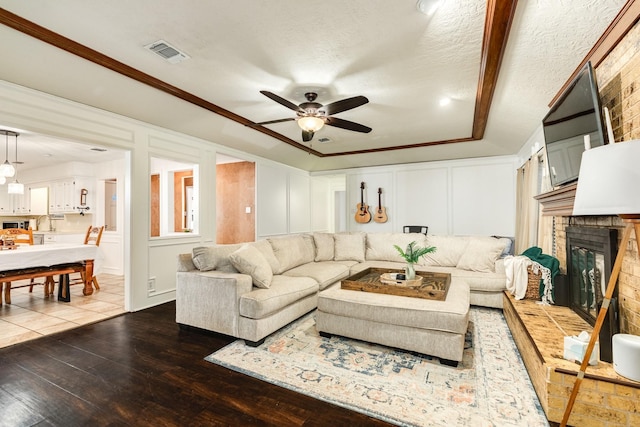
xmin=0 ymin=274 xmax=125 ymax=349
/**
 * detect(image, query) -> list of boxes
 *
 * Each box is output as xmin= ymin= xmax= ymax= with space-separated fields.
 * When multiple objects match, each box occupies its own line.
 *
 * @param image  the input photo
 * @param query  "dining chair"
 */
xmin=0 ymin=227 xmax=34 ymax=245
xmin=2 ymin=227 xmax=35 ymax=300
xmin=70 ymin=225 xmax=104 ymax=290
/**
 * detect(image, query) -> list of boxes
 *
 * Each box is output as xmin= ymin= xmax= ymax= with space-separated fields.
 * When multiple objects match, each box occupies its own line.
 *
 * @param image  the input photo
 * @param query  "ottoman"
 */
xmin=316 ymin=278 xmax=470 ymax=366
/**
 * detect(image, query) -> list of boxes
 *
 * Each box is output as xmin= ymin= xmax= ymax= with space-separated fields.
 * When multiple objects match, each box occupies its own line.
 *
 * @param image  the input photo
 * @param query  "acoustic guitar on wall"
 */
xmin=355 ymin=181 xmax=371 ymax=223
xmin=373 ymin=187 xmax=388 ymax=223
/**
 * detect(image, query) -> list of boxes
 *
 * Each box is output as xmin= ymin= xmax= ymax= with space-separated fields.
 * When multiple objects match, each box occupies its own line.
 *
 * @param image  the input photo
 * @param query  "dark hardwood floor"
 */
xmin=0 ymin=302 xmax=392 ymax=426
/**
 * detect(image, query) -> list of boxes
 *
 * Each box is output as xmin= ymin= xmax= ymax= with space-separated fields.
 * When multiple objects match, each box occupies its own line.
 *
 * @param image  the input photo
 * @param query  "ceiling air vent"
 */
xmin=317 ymin=137 xmax=332 ymax=143
xmin=144 ymin=40 xmax=190 ymax=64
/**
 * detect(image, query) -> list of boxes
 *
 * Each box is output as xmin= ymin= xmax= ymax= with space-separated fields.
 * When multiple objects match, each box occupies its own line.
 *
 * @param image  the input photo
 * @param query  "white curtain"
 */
xmin=515 ymin=154 xmax=543 ymax=254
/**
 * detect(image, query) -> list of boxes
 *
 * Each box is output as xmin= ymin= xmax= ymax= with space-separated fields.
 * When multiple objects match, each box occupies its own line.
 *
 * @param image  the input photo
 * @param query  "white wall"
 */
xmin=312 ymin=155 xmax=518 ymax=237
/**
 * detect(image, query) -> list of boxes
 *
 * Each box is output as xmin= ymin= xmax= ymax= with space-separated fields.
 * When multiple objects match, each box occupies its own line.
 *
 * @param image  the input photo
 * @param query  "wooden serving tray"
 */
xmin=341 ymin=267 xmax=451 ymax=301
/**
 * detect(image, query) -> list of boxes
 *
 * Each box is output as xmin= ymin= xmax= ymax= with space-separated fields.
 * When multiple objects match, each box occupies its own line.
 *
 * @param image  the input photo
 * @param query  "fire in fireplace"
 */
xmin=565 ymin=226 xmax=619 ymax=362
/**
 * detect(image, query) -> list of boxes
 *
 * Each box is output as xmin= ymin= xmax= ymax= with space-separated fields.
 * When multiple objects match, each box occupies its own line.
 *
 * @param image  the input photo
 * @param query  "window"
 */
xmin=150 ymin=157 xmax=198 ymax=237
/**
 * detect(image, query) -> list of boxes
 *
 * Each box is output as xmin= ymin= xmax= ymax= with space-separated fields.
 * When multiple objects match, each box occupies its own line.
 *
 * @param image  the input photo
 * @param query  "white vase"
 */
xmin=405 ymin=263 xmax=416 ymax=280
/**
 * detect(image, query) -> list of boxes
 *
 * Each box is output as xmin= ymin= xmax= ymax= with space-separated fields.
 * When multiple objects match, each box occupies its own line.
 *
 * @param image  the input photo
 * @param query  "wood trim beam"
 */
xmin=0 ymin=7 xmax=323 ymax=157
xmin=0 ymin=3 xmax=517 ymax=158
xmin=472 ymin=0 xmax=518 ymax=140
xmin=549 ymin=0 xmax=640 ymax=107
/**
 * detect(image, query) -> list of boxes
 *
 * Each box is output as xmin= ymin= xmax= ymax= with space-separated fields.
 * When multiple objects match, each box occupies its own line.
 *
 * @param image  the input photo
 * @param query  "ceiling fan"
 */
xmin=256 ymin=91 xmax=372 ymax=142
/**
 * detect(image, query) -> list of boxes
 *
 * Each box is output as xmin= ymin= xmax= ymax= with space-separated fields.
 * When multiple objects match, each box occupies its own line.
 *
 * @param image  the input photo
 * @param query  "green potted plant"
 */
xmin=393 ymin=241 xmax=436 ymax=280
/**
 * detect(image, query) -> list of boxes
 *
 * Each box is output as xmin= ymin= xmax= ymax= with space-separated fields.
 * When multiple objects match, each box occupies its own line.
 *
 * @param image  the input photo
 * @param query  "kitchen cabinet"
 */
xmin=49 ymin=177 xmax=94 ymax=214
xmin=0 ymin=188 xmax=11 ymax=214
xmin=0 ymin=185 xmax=47 ymax=215
xmin=11 ymin=191 xmax=30 ymax=214
xmin=29 ymin=187 xmax=48 ymax=216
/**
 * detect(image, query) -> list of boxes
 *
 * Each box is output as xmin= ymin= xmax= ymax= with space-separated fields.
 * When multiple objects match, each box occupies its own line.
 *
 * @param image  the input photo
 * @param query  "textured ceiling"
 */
xmin=0 ymin=0 xmax=629 ymax=172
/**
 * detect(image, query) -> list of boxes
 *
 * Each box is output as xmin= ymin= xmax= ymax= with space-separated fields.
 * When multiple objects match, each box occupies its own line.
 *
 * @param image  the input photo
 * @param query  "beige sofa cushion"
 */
xmin=421 ymin=235 xmax=469 ymax=267
xmin=313 ymin=232 xmax=335 ymax=261
xmin=239 ymin=275 xmax=318 ymax=319
xmin=268 ymin=235 xmax=314 ymax=274
xmin=192 ymin=244 xmax=243 ymax=272
xmin=456 ymin=237 xmax=509 ymax=273
xmin=229 ymin=244 xmax=273 ymax=289
xmin=251 ymin=239 xmax=281 ymax=273
xmin=334 ymin=232 xmax=366 ymax=262
xmin=366 ymin=232 xmax=427 ymax=262
xmin=284 ymin=261 xmax=350 ymax=290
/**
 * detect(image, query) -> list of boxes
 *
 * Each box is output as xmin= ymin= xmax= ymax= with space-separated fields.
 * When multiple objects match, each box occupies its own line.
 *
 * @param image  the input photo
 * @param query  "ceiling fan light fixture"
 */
xmin=297 ymin=116 xmax=325 ymax=133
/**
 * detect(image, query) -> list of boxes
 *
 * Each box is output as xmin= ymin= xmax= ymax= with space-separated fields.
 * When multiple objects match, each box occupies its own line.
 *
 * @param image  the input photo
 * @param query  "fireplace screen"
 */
xmin=569 ymin=246 xmax=605 ymax=320
xmin=565 ymin=227 xmax=617 ymax=325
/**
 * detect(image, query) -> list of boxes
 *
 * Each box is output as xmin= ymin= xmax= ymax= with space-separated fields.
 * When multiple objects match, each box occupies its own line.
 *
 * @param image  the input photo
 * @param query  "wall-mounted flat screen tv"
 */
xmin=542 ymin=61 xmax=606 ymax=187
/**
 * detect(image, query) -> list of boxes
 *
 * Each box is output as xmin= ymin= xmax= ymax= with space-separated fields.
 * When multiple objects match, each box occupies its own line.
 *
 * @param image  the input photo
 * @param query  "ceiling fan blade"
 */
xmin=302 ymin=130 xmax=314 ymax=142
xmin=256 ymin=117 xmax=296 ymax=125
xmin=320 ymin=96 xmax=369 ymax=116
xmin=325 ymin=117 xmax=372 ymax=133
xmin=260 ymin=90 xmax=305 ymax=113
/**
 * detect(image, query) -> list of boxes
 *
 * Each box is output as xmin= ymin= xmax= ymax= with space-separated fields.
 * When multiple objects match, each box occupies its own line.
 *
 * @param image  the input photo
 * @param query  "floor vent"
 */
xmin=144 ymin=40 xmax=190 ymax=64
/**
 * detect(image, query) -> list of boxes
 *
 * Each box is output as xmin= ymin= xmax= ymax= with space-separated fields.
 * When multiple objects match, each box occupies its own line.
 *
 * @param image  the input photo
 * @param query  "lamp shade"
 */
xmin=572 ymin=139 xmax=640 ymax=216
xmin=8 ymin=180 xmax=24 ymax=195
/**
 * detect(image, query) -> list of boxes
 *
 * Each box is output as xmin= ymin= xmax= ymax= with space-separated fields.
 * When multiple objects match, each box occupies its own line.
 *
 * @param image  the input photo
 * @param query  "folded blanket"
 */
xmin=504 ymin=255 xmax=532 ymax=300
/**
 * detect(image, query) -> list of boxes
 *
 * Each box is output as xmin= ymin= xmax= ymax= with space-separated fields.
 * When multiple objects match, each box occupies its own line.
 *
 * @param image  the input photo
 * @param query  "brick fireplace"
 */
xmin=508 ymin=8 xmax=640 ymax=424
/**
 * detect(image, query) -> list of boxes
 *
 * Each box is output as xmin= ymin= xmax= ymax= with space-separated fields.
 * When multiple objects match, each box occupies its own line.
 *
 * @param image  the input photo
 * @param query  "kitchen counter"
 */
xmin=33 ymin=231 xmax=86 ymax=244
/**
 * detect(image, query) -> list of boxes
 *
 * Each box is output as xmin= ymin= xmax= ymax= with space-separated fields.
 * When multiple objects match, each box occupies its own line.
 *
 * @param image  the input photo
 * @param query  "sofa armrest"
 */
xmin=176 ymin=271 xmax=253 ymax=337
xmin=177 ymin=253 xmax=197 ymax=272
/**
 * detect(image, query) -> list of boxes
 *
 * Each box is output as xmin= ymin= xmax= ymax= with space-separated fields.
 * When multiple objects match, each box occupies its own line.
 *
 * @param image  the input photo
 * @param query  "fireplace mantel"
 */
xmin=534 ymin=183 xmax=577 ymax=216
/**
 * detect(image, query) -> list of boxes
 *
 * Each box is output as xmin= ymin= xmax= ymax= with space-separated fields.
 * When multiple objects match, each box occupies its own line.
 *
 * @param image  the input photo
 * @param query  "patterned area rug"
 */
xmin=205 ymin=307 xmax=548 ymax=426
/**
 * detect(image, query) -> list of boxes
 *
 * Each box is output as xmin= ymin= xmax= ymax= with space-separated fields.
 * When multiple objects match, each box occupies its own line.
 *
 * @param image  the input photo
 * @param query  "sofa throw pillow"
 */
xmin=334 ymin=232 xmax=366 ymax=262
xmin=268 ymin=235 xmax=310 ymax=274
xmin=300 ymin=234 xmax=316 ymax=264
xmin=366 ymin=232 xmax=427 ymax=262
xmin=228 ymin=244 xmax=273 ymax=289
xmin=420 ymin=235 xmax=469 ymax=267
xmin=192 ymin=244 xmax=242 ymax=272
xmin=456 ymin=237 xmax=509 ymax=273
xmin=313 ymin=233 xmax=335 ymax=261
xmin=251 ymin=239 xmax=281 ymax=273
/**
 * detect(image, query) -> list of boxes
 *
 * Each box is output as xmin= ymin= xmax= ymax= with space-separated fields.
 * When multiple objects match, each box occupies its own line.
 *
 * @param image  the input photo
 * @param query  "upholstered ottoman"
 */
xmin=316 ymin=277 xmax=470 ymax=366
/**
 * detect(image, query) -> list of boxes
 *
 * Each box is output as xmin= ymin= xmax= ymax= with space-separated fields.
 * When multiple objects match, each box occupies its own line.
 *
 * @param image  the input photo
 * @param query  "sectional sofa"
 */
xmin=176 ymin=232 xmax=511 ymax=345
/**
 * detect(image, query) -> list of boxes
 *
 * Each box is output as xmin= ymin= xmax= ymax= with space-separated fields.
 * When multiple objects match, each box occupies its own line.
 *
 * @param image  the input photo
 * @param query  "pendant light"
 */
xmin=7 ymin=131 xmax=23 ymax=195
xmin=0 ymin=130 xmax=16 ymax=178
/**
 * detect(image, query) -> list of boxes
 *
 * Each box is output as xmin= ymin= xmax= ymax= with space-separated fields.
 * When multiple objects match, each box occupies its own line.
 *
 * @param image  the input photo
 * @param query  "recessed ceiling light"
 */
xmin=416 ymin=0 xmax=442 ymax=16
xmin=439 ymin=97 xmax=451 ymax=106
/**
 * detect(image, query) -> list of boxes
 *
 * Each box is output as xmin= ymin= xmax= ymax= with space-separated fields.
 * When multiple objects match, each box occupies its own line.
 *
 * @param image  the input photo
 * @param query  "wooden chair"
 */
xmin=1 ymin=228 xmax=35 ymax=301
xmin=0 ymin=227 xmax=34 ymax=245
xmin=70 ymin=225 xmax=104 ymax=290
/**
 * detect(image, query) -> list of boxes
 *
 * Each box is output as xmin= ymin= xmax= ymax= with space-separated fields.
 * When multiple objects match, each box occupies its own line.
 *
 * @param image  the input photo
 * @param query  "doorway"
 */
xmin=216 ymin=153 xmax=255 ymax=244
